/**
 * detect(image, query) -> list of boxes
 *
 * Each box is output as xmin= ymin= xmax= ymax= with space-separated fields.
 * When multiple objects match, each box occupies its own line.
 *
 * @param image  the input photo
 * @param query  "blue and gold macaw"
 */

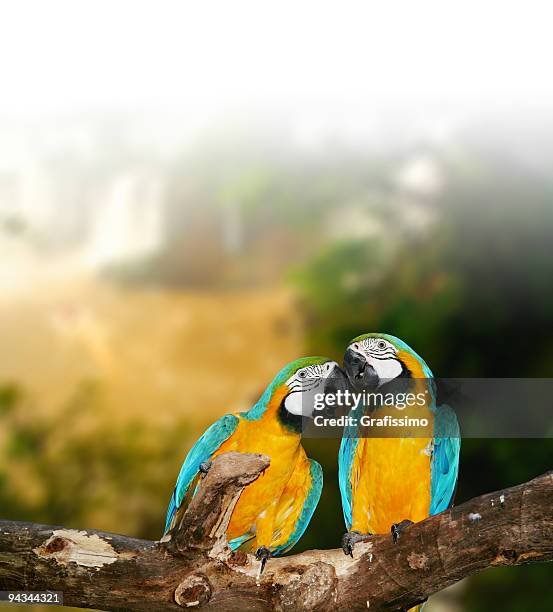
xmin=165 ymin=356 xmax=342 ymax=569
xmin=339 ymin=333 xmax=460 ymax=609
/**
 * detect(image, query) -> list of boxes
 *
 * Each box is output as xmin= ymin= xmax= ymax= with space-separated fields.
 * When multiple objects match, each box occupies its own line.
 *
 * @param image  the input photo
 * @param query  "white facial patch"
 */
xmin=284 ymin=361 xmax=338 ymax=416
xmin=284 ymin=392 xmax=304 ymax=415
xmin=351 ymin=337 xmax=402 ymax=385
xmin=367 ymin=356 xmax=403 ymax=384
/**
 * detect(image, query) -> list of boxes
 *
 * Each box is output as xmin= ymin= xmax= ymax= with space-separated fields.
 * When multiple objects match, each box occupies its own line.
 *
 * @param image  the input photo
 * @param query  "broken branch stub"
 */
xmin=172 ymin=451 xmax=270 ymax=552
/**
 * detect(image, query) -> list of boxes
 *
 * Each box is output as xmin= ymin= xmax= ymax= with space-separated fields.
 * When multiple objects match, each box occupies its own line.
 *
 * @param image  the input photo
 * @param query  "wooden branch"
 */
xmin=170 ymin=451 xmax=271 ymax=552
xmin=1 ymin=454 xmax=553 ymax=612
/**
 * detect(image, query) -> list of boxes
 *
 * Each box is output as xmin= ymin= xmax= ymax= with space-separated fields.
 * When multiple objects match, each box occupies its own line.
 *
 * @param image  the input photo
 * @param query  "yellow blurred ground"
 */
xmin=0 ymin=279 xmax=303 ymax=425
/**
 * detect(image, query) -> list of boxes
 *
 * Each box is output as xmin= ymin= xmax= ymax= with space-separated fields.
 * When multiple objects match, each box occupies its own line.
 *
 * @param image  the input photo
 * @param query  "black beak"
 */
xmin=344 ymin=348 xmax=379 ymax=391
xmin=313 ymin=365 xmax=350 ymax=417
xmin=324 ymin=364 xmax=349 ymax=395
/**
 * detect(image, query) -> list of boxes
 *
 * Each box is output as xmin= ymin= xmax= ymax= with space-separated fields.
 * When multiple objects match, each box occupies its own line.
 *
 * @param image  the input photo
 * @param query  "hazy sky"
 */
xmin=1 ymin=0 xmax=551 ymax=122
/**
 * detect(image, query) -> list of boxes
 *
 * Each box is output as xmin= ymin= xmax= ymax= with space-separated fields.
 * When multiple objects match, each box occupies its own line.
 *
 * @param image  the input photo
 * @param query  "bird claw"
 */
xmin=391 ymin=519 xmax=414 ymax=543
xmin=255 ymin=546 xmax=272 ymax=574
xmin=341 ymin=530 xmax=366 ymax=557
xmin=199 ymin=461 xmax=212 ymax=476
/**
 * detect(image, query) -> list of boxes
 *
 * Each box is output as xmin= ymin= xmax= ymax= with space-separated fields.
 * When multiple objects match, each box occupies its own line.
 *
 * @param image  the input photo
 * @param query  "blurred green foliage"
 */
xmin=0 ymin=381 xmax=188 ymax=540
xmin=294 ymin=157 xmax=553 ymax=375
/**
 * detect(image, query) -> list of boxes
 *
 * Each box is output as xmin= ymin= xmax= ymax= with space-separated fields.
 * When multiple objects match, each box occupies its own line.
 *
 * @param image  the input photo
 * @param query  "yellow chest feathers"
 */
xmin=351 ymin=436 xmax=433 ymax=534
xmin=213 ymin=400 xmax=305 ymax=536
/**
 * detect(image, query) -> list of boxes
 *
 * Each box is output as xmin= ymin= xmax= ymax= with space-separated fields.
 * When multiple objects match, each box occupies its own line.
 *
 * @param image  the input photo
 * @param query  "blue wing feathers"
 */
xmin=430 ymin=405 xmax=461 ymax=515
xmin=338 ymin=435 xmax=358 ymax=530
xmin=164 ymin=413 xmax=239 ymax=533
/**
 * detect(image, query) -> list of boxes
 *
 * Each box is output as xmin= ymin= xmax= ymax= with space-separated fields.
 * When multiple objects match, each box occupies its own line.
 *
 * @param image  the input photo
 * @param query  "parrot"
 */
xmin=338 ymin=333 xmax=460 ymax=611
xmin=165 ymin=356 xmax=344 ymax=571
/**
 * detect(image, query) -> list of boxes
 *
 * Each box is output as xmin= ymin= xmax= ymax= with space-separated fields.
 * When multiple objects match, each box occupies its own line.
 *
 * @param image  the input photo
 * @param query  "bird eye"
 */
xmin=377 ymin=340 xmax=387 ymax=349
xmin=298 ymin=370 xmax=307 ymax=378
xmin=353 ymin=343 xmax=359 ymax=350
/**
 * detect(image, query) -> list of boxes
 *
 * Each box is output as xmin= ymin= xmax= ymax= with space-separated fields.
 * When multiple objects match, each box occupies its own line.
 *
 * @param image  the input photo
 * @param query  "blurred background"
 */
xmin=1 ymin=1 xmax=553 ymax=610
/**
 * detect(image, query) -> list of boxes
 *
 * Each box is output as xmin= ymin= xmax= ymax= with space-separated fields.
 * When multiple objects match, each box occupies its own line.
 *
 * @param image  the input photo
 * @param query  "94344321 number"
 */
xmin=0 ymin=592 xmax=63 ymax=605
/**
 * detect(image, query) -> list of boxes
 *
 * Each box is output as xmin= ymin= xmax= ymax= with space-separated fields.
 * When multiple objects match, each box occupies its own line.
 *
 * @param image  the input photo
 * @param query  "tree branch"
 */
xmin=1 ymin=453 xmax=552 ymax=611
xmin=170 ymin=451 xmax=271 ymax=552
